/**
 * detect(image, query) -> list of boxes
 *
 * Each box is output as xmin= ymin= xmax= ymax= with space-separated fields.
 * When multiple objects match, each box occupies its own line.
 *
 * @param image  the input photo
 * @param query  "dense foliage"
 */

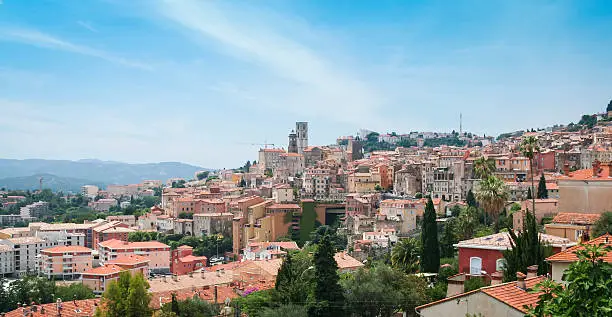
xmin=527 ymin=244 xmax=612 ymax=317
xmin=391 ymin=238 xmax=421 ymax=274
xmin=95 ymin=271 xmax=151 ymax=317
xmin=536 ymin=174 xmax=548 ymax=199
xmin=0 ymin=276 xmax=95 ymax=312
xmin=592 ymin=212 xmax=612 ymax=238
xmin=502 ymin=211 xmax=551 ymax=282
xmin=160 ymin=295 xmax=219 ymax=317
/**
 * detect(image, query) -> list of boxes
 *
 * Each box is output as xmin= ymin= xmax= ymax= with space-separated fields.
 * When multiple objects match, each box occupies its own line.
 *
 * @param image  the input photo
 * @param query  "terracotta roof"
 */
xmin=246 ymin=241 xmax=299 ymax=250
xmin=456 ymin=232 xmax=574 ymax=250
xmin=150 ymin=286 xmax=239 ymax=309
xmin=546 ymin=183 xmax=559 ymax=190
xmin=266 ymin=203 xmax=301 ymax=210
xmin=481 ymin=276 xmax=546 ymax=312
xmin=41 ymin=246 xmax=92 ymax=254
xmin=82 ymin=264 xmax=125 ymax=276
xmin=560 ymin=163 xmax=612 ymax=181
xmin=280 ymin=153 xmax=303 ymax=157
xmin=148 ymin=270 xmax=234 ymax=293
xmin=178 ymin=255 xmax=208 ymax=263
xmin=334 ymin=252 xmax=364 ymax=270
xmin=4 ymin=299 xmax=100 ymax=317
xmin=551 ymin=212 xmax=600 ymax=225
xmin=547 ymin=234 xmax=612 ymax=263
xmin=106 ymin=254 xmax=150 ymax=265
xmin=98 ymin=239 xmax=169 ymax=250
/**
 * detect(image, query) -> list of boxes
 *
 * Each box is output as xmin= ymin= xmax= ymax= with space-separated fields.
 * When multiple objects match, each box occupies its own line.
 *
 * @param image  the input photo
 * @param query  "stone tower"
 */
xmin=296 ymin=122 xmax=308 ymax=154
xmin=288 ymin=130 xmax=298 ymax=153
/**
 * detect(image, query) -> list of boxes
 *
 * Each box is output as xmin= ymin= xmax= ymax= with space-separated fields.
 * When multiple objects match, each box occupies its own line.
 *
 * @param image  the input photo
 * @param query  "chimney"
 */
xmin=527 ymin=265 xmax=538 ymax=279
xmin=188 ymin=271 xmax=193 ymax=278
xmin=516 ymin=272 xmax=527 ymax=290
xmin=201 ymin=269 xmax=206 ymax=279
xmin=563 ymin=163 xmax=570 ymax=176
xmin=163 ymin=275 xmax=167 ymax=283
xmin=491 ymin=271 xmax=504 ymax=285
xmin=592 ymin=160 xmax=601 ymax=177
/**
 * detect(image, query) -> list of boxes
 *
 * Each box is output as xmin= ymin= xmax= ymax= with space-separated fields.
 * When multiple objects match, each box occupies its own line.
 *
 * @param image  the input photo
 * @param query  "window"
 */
xmin=496 ymin=258 xmax=506 ymax=272
xmin=470 ymin=257 xmax=482 ymax=276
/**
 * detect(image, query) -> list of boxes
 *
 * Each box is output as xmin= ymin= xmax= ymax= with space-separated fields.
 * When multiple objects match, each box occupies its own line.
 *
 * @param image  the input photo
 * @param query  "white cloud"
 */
xmin=77 ymin=20 xmax=99 ymax=33
xmin=0 ymin=28 xmax=152 ymax=70
xmin=156 ymin=0 xmax=384 ymax=126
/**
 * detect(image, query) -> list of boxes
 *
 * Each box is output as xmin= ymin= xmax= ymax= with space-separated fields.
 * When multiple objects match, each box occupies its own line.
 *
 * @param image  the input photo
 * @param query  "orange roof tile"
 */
xmin=481 ymin=276 xmax=546 ymax=312
xmin=266 ymin=203 xmax=301 ymax=210
xmin=4 ymin=299 xmax=100 ymax=317
xmin=106 ymin=254 xmax=150 ymax=265
xmin=334 ymin=252 xmax=364 ymax=270
xmin=98 ymin=239 xmax=169 ymax=250
xmin=82 ymin=264 xmax=125 ymax=276
xmin=41 ymin=246 xmax=92 ymax=254
xmin=551 ymin=212 xmax=600 ymax=225
xmin=560 ymin=163 xmax=612 ymax=181
xmin=547 ymin=234 xmax=612 ymax=263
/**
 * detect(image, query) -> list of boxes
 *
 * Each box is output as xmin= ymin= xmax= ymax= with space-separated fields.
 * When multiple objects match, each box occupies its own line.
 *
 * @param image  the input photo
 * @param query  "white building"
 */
xmin=81 ymin=185 xmax=99 ymax=198
xmin=19 ymin=201 xmax=49 ymax=220
xmin=0 ymin=245 xmax=15 ymax=276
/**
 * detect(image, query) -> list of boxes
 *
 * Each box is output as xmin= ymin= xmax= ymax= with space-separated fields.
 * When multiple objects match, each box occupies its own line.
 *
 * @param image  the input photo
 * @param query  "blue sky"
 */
xmin=1 ymin=0 xmax=611 ymax=168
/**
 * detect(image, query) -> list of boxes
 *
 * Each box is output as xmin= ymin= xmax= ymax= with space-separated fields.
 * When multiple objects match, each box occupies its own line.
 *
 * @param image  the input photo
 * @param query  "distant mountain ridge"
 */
xmin=0 ymin=159 xmax=210 ymax=191
xmin=0 ymin=173 xmax=104 ymax=193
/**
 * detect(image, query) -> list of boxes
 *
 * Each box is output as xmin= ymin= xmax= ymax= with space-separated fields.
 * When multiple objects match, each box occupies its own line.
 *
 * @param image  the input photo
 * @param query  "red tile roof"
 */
xmin=40 ymin=246 xmax=92 ymax=254
xmin=551 ymin=212 xmax=601 ymax=225
xmin=481 ymin=276 xmax=546 ymax=312
xmin=560 ymin=163 xmax=612 ymax=181
xmin=99 ymin=239 xmax=169 ymax=249
xmin=106 ymin=254 xmax=150 ymax=265
xmin=82 ymin=264 xmax=125 ymax=276
xmin=547 ymin=234 xmax=612 ymax=263
xmin=267 ymin=203 xmax=301 ymax=210
xmin=4 ymin=299 xmax=100 ymax=317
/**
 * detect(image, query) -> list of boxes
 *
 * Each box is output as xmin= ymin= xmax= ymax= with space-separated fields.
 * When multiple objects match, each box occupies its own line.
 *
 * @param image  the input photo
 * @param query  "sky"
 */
xmin=1 ymin=0 xmax=611 ymax=169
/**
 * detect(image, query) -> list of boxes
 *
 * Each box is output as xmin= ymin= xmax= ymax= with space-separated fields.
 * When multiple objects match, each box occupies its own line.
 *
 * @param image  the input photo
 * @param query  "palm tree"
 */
xmin=475 ymin=175 xmax=509 ymax=226
xmin=474 ymin=156 xmax=495 ymax=179
xmin=391 ymin=238 xmax=420 ymax=274
xmin=520 ymin=136 xmax=540 ymax=215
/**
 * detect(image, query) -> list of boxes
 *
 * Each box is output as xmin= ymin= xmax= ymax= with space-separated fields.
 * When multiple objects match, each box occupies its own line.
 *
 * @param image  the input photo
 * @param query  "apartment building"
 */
xmin=98 ymin=239 xmax=170 ymax=273
xmin=193 ymin=213 xmax=233 ymax=237
xmin=170 ymin=245 xmax=207 ymax=275
xmin=378 ymin=200 xmax=419 ymax=234
xmin=0 ymin=245 xmax=14 ymax=276
xmin=92 ymin=221 xmax=133 ymax=249
xmin=91 ymin=198 xmax=118 ymax=212
xmin=19 ymin=201 xmax=49 ymax=220
xmin=558 ymin=161 xmax=612 ymax=214
xmin=38 ymin=245 xmax=93 ymax=280
xmin=231 ymin=196 xmax=267 ymax=254
xmin=0 ymin=237 xmax=62 ymax=276
xmin=106 ymin=215 xmax=136 ymax=227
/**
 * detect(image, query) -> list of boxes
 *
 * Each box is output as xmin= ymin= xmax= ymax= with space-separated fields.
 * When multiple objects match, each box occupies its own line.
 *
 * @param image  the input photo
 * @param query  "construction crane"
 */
xmin=237 ymin=142 xmax=276 ymax=149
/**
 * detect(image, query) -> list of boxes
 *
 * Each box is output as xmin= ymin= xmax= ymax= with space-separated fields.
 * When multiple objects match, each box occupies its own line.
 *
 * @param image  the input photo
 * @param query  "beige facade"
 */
xmin=38 ymin=246 xmax=93 ymax=280
xmin=347 ymin=172 xmax=380 ymax=193
xmin=558 ymin=180 xmax=612 ymax=213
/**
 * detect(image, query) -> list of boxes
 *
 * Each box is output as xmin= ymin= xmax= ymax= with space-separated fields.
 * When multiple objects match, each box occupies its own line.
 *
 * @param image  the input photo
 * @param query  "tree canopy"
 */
xmin=537 ymin=174 xmax=548 ymax=199
xmin=593 ymin=212 xmax=612 ymax=238
xmin=309 ymin=234 xmax=344 ymax=317
xmin=95 ymin=271 xmax=151 ymax=317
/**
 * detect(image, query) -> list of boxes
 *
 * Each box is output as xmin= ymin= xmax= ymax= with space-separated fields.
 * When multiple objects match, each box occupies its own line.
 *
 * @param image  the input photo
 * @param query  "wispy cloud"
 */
xmin=0 ymin=28 xmax=152 ymax=70
xmin=156 ymin=0 xmax=383 ymax=125
xmin=77 ymin=20 xmax=98 ymax=33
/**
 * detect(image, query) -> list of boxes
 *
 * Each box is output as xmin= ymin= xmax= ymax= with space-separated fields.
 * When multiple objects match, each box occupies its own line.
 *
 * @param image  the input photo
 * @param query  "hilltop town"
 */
xmin=0 ymin=103 xmax=611 ymax=316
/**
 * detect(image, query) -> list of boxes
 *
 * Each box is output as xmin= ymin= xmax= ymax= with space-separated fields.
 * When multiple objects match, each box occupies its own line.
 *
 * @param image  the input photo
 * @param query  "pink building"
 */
xmin=98 ymin=239 xmax=171 ymax=273
xmin=81 ymin=255 xmax=149 ymax=295
xmin=38 ymin=246 xmax=93 ymax=280
xmin=170 ymin=245 xmax=207 ymax=275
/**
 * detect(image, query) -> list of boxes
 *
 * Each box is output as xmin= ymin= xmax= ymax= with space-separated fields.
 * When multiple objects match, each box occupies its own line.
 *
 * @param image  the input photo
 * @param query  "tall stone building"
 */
xmin=296 ymin=122 xmax=308 ymax=154
xmin=288 ymin=130 xmax=298 ymax=153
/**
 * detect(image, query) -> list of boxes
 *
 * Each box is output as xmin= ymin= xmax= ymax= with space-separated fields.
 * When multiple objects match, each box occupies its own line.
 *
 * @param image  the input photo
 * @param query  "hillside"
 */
xmin=0 ymin=159 xmax=209 ymax=189
xmin=0 ymin=173 xmax=103 ymax=193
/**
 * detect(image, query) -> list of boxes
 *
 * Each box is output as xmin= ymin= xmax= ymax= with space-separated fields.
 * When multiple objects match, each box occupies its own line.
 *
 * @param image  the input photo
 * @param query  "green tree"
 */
xmin=502 ymin=211 xmax=551 ymax=282
xmin=607 ymin=99 xmax=612 ymax=112
xmin=440 ymin=219 xmax=458 ymax=258
xmin=95 ymin=272 xmax=151 ymax=317
xmin=473 ymin=157 xmax=495 ymax=179
xmin=527 ymin=244 xmax=612 ymax=317
xmin=475 ymin=175 xmax=508 ymax=226
xmin=592 ymin=212 xmax=612 ymax=237
xmin=527 ymin=187 xmax=533 ymax=200
xmin=244 ymin=161 xmax=252 ymax=173
xmin=239 ymin=178 xmax=246 ymax=187
xmin=466 ymin=190 xmax=477 ymax=208
xmin=178 ymin=212 xmax=193 ymax=219
xmin=274 ymin=252 xmax=312 ymax=305
xmin=264 ymin=168 xmax=273 ymax=178
xmin=464 ymin=277 xmax=487 ymax=292
xmin=308 ymin=234 xmax=344 ymax=317
xmin=196 ymin=171 xmax=210 ymax=181
xmin=55 ymin=283 xmax=95 ymax=301
xmin=233 ymin=290 xmax=274 ymax=317
xmin=391 ymin=238 xmax=421 ymax=274
xmin=421 ymin=197 xmax=440 ymax=273
xmin=171 ymin=293 xmax=180 ymax=315
xmin=343 ymin=265 xmax=427 ymax=317
xmin=261 ymin=304 xmax=308 ymax=317
xmin=537 ymin=174 xmax=548 ymax=199
xmin=162 ymin=296 xmax=219 ymax=317
xmin=454 ymin=207 xmax=479 ymax=240
xmin=521 ymin=136 xmax=540 ymax=215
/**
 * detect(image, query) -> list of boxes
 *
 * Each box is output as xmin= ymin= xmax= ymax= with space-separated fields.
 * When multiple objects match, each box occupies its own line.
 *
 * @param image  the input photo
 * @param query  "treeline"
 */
xmin=0 ymin=276 xmax=95 ymax=312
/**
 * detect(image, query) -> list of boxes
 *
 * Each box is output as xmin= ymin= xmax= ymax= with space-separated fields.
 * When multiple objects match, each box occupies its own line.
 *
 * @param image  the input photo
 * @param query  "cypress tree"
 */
xmin=308 ymin=234 xmax=344 ymax=317
xmin=466 ymin=190 xmax=477 ymax=208
xmin=537 ymin=174 xmax=548 ymax=199
xmin=420 ymin=197 xmax=440 ymax=273
xmin=171 ymin=293 xmax=180 ymax=315
xmin=526 ymin=187 xmax=533 ymax=200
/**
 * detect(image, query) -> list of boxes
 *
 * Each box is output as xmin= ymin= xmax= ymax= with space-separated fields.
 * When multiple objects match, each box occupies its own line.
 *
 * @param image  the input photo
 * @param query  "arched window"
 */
xmin=470 ymin=257 xmax=482 ymax=276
